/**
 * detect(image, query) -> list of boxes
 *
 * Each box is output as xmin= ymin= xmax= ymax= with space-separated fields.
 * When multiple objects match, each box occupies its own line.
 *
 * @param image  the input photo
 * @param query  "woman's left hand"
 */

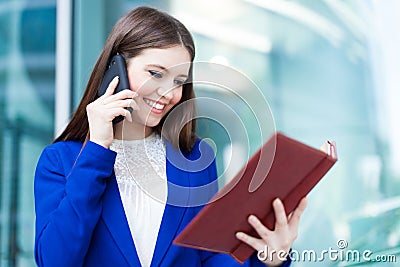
xmin=236 ymin=197 xmax=308 ymax=266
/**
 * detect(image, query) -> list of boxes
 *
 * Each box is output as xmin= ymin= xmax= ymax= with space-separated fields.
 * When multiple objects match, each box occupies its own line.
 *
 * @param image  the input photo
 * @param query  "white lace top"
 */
xmin=110 ymin=133 xmax=167 ymax=267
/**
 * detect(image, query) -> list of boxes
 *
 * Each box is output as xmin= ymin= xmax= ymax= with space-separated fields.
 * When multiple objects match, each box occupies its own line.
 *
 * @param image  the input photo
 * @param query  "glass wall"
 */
xmin=0 ymin=1 xmax=56 ymax=266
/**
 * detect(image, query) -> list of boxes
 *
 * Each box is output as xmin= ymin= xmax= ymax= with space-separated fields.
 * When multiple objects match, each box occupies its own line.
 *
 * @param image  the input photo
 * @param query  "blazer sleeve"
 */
xmin=34 ymin=141 xmax=117 ymax=267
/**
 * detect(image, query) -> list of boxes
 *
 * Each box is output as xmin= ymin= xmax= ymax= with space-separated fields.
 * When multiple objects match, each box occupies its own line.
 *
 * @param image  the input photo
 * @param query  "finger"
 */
xmin=235 ymin=232 xmax=265 ymax=252
xmin=131 ymin=91 xmax=139 ymax=98
xmin=129 ymin=98 xmax=140 ymax=110
xmin=288 ymin=197 xmax=308 ymax=227
xmin=103 ymin=89 xmax=138 ymax=104
xmin=102 ymin=99 xmax=133 ymax=109
xmin=248 ymin=215 xmax=272 ymax=239
xmin=108 ymin=108 xmax=132 ymax=122
xmin=273 ymin=198 xmax=288 ymax=229
xmin=102 ymin=76 xmax=119 ymax=97
xmin=115 ymin=89 xmax=138 ymax=98
xmin=124 ymin=108 xmax=132 ymax=122
xmin=105 ymin=98 xmax=139 ymax=111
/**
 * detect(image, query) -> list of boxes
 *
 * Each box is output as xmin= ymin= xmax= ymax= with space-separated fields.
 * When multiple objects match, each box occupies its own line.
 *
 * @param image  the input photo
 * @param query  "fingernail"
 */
xmin=130 ymin=100 xmax=140 ymax=110
xmin=131 ymin=91 xmax=138 ymax=97
xmin=248 ymin=215 xmax=256 ymax=222
xmin=236 ymin=232 xmax=244 ymax=239
xmin=125 ymin=110 xmax=132 ymax=122
xmin=113 ymin=76 xmax=119 ymax=82
xmin=274 ymin=198 xmax=282 ymax=205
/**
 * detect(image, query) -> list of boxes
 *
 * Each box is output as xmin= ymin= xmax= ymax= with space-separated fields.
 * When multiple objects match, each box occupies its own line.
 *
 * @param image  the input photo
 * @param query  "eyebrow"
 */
xmin=147 ymin=64 xmax=188 ymax=78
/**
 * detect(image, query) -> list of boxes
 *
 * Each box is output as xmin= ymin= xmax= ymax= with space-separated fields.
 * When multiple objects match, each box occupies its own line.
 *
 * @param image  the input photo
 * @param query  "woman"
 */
xmin=34 ymin=6 xmax=307 ymax=267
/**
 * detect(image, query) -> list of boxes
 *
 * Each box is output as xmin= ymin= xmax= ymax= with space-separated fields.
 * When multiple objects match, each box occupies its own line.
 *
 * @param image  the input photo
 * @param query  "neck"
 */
xmin=113 ymin=120 xmax=153 ymax=140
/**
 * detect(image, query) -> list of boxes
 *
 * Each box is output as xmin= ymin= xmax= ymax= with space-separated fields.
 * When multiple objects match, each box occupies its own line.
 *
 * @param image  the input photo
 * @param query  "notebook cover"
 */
xmin=173 ymin=132 xmax=337 ymax=263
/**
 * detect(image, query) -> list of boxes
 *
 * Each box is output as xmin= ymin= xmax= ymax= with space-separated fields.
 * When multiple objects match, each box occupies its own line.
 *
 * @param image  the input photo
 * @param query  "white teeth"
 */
xmin=144 ymin=99 xmax=165 ymax=110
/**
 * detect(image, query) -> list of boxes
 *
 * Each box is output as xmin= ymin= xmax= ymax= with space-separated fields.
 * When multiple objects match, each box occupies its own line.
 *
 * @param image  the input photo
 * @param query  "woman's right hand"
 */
xmin=86 ymin=76 xmax=139 ymax=148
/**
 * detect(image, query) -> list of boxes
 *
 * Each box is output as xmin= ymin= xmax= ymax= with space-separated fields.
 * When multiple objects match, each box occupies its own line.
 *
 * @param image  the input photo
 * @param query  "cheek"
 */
xmin=127 ymin=71 xmax=150 ymax=94
xmin=171 ymin=89 xmax=183 ymax=105
xmin=129 ymin=77 xmax=142 ymax=92
xmin=130 ymin=80 xmax=152 ymax=95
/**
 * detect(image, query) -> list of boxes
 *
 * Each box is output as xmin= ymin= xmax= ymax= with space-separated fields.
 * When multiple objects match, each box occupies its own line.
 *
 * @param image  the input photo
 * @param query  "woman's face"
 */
xmin=126 ymin=46 xmax=191 ymax=128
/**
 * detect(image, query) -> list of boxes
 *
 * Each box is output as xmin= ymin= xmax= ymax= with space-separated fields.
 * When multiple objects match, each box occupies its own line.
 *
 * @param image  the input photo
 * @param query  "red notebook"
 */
xmin=173 ymin=132 xmax=337 ymax=263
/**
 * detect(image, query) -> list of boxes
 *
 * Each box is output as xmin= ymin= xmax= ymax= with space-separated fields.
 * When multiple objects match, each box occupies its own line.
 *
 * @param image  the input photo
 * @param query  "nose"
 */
xmin=157 ymin=86 xmax=175 ymax=100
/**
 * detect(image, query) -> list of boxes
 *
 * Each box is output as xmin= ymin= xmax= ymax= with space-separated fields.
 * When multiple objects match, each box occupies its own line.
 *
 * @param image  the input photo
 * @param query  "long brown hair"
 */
xmin=54 ymin=7 xmax=197 ymax=153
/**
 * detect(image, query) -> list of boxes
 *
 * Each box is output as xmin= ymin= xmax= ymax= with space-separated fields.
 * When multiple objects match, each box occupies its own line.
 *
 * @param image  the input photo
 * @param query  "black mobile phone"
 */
xmin=98 ymin=54 xmax=132 ymax=124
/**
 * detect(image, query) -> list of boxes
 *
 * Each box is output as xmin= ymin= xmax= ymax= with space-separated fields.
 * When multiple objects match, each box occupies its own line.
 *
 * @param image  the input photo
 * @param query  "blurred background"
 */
xmin=0 ymin=0 xmax=399 ymax=266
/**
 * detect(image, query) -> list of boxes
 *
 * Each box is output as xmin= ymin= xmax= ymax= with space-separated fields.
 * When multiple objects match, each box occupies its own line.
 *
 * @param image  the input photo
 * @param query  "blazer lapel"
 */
xmin=150 ymin=141 xmax=190 ymax=267
xmin=102 ymin=174 xmax=141 ymax=266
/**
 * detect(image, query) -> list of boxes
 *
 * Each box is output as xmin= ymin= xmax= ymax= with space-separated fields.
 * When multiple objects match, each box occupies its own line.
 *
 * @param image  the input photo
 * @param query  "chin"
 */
xmin=144 ymin=119 xmax=162 ymax=128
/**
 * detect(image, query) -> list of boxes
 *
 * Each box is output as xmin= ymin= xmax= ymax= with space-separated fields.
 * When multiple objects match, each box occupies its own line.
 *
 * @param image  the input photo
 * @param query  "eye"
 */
xmin=149 ymin=70 xmax=163 ymax=79
xmin=174 ymin=79 xmax=186 ymax=86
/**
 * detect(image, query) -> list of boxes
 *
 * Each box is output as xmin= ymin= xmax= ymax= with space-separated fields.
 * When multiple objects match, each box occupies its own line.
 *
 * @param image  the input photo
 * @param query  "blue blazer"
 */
xmin=34 ymin=139 xmax=291 ymax=267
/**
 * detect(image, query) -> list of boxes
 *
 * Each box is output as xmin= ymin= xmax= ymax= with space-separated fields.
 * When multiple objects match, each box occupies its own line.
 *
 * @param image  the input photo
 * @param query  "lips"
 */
xmin=143 ymin=98 xmax=166 ymax=111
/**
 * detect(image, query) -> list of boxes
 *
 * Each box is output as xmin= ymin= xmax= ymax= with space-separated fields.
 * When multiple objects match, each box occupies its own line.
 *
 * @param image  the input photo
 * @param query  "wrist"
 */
xmin=263 ymin=260 xmax=283 ymax=267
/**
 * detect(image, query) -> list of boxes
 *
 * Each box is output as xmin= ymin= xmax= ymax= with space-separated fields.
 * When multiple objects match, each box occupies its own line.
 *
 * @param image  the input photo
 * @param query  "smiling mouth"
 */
xmin=143 ymin=98 xmax=166 ymax=111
